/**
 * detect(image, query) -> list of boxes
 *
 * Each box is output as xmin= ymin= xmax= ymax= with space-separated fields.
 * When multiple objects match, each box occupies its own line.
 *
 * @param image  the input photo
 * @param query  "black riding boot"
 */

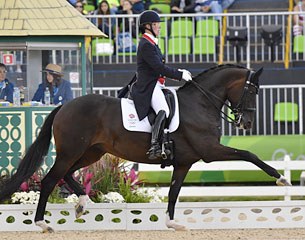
xmin=147 ymin=110 xmax=166 ymax=160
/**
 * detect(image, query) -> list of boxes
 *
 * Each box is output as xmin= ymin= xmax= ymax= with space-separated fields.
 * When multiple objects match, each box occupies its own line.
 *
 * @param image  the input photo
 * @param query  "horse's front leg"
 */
xmin=166 ymin=164 xmax=191 ymax=231
xmin=204 ymin=144 xmax=291 ymax=186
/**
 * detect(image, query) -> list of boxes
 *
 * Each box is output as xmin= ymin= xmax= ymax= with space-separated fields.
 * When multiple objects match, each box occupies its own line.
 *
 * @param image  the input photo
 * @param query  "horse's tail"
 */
xmin=0 ymin=105 xmax=63 ymax=202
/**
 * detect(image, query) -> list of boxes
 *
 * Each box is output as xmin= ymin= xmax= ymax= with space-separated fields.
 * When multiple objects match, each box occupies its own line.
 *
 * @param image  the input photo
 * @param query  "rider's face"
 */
xmin=151 ymin=22 xmax=161 ymax=37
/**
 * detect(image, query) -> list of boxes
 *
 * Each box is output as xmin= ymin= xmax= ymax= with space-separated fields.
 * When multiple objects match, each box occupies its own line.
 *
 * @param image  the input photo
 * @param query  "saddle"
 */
xmin=119 ymin=82 xmax=177 ymax=168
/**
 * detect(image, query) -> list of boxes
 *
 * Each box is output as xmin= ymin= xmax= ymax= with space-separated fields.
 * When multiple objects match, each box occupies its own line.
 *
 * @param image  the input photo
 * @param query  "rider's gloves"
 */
xmin=178 ymin=69 xmax=192 ymax=82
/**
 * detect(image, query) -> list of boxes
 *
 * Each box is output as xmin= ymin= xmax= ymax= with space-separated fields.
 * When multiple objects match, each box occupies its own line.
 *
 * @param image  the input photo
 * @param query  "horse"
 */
xmin=0 ymin=64 xmax=291 ymax=232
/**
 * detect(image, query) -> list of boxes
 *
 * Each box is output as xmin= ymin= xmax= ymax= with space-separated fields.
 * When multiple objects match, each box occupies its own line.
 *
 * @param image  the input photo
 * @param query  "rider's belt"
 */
xmin=158 ymin=77 xmax=165 ymax=85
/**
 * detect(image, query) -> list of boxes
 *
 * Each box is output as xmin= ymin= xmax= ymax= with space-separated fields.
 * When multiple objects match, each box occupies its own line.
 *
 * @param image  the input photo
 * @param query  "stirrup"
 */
xmin=146 ymin=144 xmax=162 ymax=160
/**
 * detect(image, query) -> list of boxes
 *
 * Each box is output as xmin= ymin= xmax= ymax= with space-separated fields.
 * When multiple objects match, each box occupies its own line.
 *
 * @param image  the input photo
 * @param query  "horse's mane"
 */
xmin=179 ymin=64 xmax=247 ymax=90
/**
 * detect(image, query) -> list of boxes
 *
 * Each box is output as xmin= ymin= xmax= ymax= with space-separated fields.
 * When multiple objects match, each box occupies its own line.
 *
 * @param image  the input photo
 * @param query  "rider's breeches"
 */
xmin=151 ymin=82 xmax=170 ymax=118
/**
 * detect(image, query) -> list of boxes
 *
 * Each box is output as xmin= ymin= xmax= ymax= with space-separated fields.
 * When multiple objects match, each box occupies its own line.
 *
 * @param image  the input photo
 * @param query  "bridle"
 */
xmin=190 ymin=70 xmax=259 ymax=126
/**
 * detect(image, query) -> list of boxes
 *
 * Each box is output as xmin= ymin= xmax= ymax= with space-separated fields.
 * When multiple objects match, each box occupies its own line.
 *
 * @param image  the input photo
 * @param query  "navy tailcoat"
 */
xmin=131 ymin=36 xmax=182 ymax=120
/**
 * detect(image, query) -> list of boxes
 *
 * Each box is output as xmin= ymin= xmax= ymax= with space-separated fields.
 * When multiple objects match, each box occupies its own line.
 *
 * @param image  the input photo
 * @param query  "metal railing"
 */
xmin=87 ymin=11 xmax=305 ymax=67
xmin=72 ymin=84 xmax=305 ymax=136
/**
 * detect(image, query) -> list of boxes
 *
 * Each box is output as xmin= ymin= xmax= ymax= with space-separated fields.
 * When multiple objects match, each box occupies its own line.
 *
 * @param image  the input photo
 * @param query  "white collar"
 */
xmin=144 ymin=33 xmax=158 ymax=45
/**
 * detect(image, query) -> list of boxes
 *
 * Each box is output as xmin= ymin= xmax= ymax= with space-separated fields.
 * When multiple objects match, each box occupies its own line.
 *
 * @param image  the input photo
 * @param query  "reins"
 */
xmin=190 ymin=80 xmax=237 ymax=124
xmin=189 ymin=69 xmax=257 ymax=125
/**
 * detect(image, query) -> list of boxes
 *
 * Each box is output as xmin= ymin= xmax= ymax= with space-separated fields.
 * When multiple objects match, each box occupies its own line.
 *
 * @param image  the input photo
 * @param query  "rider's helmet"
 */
xmin=139 ymin=10 xmax=162 ymax=35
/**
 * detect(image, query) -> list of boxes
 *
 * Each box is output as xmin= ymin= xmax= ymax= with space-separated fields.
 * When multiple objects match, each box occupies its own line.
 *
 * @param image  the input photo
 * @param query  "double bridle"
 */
xmin=190 ymin=70 xmax=259 ymax=126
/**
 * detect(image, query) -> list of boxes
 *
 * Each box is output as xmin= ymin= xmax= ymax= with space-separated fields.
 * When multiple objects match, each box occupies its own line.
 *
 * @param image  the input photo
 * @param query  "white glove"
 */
xmin=178 ymin=69 xmax=192 ymax=82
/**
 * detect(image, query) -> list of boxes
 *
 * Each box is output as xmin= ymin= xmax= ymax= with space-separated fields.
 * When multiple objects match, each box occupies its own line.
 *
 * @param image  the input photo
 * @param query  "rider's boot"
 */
xmin=147 ymin=110 xmax=166 ymax=160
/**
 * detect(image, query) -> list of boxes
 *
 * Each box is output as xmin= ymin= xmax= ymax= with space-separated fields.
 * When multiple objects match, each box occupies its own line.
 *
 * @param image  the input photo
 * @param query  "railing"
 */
xmin=86 ymin=11 xmax=305 ymax=67
xmin=72 ymin=84 xmax=305 ymax=136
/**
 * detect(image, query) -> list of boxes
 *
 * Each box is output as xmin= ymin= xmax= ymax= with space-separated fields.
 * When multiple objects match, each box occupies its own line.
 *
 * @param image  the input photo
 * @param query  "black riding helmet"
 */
xmin=139 ymin=10 xmax=162 ymax=37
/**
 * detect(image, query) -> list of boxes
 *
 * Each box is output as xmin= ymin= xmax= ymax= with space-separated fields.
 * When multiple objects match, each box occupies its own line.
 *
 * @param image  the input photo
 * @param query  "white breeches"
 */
xmin=151 ymin=82 xmax=170 ymax=118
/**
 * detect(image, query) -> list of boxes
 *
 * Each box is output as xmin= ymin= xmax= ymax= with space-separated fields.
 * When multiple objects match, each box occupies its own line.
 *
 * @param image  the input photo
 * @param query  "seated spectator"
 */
xmin=0 ymin=63 xmax=14 ymax=103
xmin=130 ymin=0 xmax=145 ymax=13
xmin=92 ymin=0 xmax=115 ymax=37
xmin=293 ymin=0 xmax=305 ymax=36
xmin=171 ymin=0 xmax=196 ymax=14
xmin=100 ymin=0 xmax=120 ymax=14
xmin=117 ymin=0 xmax=137 ymax=38
xmin=32 ymin=64 xmax=73 ymax=105
xmin=74 ymin=0 xmax=88 ymax=15
xmin=194 ymin=0 xmax=222 ymax=21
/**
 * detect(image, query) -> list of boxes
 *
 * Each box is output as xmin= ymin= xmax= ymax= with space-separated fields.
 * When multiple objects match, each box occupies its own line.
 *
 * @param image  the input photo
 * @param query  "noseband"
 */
xmin=190 ymin=69 xmax=259 ymax=126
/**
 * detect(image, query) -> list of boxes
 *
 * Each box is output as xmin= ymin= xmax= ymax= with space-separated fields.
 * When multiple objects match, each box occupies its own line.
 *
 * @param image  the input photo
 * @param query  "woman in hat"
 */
xmin=130 ymin=10 xmax=192 ymax=160
xmin=32 ymin=63 xmax=73 ymax=105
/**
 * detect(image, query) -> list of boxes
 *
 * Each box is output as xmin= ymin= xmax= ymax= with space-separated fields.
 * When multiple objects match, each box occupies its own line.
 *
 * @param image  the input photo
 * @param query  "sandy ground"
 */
xmin=1 ymin=229 xmax=305 ymax=240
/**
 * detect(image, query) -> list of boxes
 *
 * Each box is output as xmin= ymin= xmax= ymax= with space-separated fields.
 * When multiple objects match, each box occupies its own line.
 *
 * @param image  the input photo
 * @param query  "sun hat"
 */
xmin=42 ymin=63 xmax=64 ymax=76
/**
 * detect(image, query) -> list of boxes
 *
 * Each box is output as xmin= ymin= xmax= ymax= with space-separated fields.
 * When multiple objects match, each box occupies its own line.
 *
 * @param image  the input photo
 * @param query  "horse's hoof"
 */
xmin=75 ymin=204 xmax=84 ymax=218
xmin=276 ymin=176 xmax=292 ymax=186
xmin=35 ymin=220 xmax=55 ymax=233
xmin=43 ymin=227 xmax=55 ymax=233
xmin=166 ymin=219 xmax=188 ymax=231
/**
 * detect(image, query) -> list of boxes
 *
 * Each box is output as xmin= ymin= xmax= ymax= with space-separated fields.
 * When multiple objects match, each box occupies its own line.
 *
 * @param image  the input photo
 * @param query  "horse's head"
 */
xmin=229 ymin=67 xmax=263 ymax=130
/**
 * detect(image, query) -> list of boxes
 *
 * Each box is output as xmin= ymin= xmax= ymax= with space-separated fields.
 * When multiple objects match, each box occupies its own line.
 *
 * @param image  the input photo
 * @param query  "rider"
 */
xmin=131 ymin=10 xmax=192 ymax=160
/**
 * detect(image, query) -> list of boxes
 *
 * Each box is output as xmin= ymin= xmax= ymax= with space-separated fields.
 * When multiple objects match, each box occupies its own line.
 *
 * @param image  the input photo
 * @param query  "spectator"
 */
xmin=0 ymin=63 xmax=14 ymax=103
xmin=32 ymin=64 xmax=73 ymax=105
xmin=74 ymin=0 xmax=88 ymax=15
xmin=194 ymin=0 xmax=222 ymax=21
xmin=97 ymin=0 xmax=120 ymax=14
xmin=130 ymin=0 xmax=145 ymax=13
xmin=92 ymin=0 xmax=115 ymax=37
xmin=293 ymin=0 xmax=305 ymax=36
xmin=171 ymin=0 xmax=196 ymax=14
xmin=117 ymin=0 xmax=138 ymax=38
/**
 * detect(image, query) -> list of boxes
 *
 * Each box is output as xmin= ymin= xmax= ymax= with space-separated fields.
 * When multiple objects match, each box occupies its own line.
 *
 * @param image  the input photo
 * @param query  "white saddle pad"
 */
xmin=121 ymin=88 xmax=179 ymax=133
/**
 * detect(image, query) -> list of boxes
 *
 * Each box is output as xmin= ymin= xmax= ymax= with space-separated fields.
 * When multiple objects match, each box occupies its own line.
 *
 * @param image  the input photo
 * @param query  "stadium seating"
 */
xmin=274 ymin=102 xmax=299 ymax=122
xmin=293 ymin=35 xmax=305 ymax=53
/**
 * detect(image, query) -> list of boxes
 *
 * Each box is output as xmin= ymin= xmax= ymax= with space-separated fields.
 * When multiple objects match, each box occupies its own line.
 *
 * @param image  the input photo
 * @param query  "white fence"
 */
xmin=1 ymin=201 xmax=305 ymax=231
xmin=138 ymin=155 xmax=305 ymax=201
xmin=73 ymin=84 xmax=305 ymax=136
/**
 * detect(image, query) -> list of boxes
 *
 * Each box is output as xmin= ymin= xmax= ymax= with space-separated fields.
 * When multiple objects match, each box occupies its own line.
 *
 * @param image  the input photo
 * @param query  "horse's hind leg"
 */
xmin=166 ymin=165 xmax=191 ymax=231
xmin=204 ymin=144 xmax=291 ymax=186
xmin=63 ymin=144 xmax=106 ymax=218
xmin=34 ymin=153 xmax=73 ymax=232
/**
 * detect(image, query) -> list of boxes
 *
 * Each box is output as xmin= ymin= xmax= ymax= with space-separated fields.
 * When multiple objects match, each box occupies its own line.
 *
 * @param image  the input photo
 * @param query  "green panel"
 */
xmin=293 ymin=35 xmax=305 ymax=53
xmin=193 ymin=37 xmax=215 ymax=54
xmin=31 ymin=108 xmax=56 ymax=175
xmin=171 ymin=20 xmax=193 ymax=37
xmin=221 ymin=135 xmax=305 ymax=161
xmin=168 ymin=37 xmax=191 ymax=55
xmin=0 ymin=109 xmax=26 ymax=175
xmin=274 ymin=102 xmax=298 ymax=122
xmin=0 ymin=107 xmax=55 ymax=176
xmin=196 ymin=19 xmax=219 ymax=37
xmin=139 ymin=135 xmax=305 ymax=184
xmin=149 ymin=3 xmax=171 ymax=13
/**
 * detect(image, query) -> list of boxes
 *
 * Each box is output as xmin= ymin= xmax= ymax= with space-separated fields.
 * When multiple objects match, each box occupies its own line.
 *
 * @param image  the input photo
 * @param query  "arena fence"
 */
xmin=0 ymin=200 xmax=304 ymax=231
xmin=72 ymin=84 xmax=305 ymax=137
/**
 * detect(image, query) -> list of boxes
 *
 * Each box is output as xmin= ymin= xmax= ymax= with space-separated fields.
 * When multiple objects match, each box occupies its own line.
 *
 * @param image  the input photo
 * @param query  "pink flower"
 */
xmin=20 ymin=182 xmax=29 ymax=192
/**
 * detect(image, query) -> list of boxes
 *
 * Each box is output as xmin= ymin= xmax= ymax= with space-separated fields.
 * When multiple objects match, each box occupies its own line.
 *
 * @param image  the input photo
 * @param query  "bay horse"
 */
xmin=0 ymin=64 xmax=291 ymax=232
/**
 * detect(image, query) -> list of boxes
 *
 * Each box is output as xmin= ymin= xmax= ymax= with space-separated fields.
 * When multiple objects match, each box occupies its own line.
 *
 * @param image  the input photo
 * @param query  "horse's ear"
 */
xmin=252 ymin=67 xmax=263 ymax=85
